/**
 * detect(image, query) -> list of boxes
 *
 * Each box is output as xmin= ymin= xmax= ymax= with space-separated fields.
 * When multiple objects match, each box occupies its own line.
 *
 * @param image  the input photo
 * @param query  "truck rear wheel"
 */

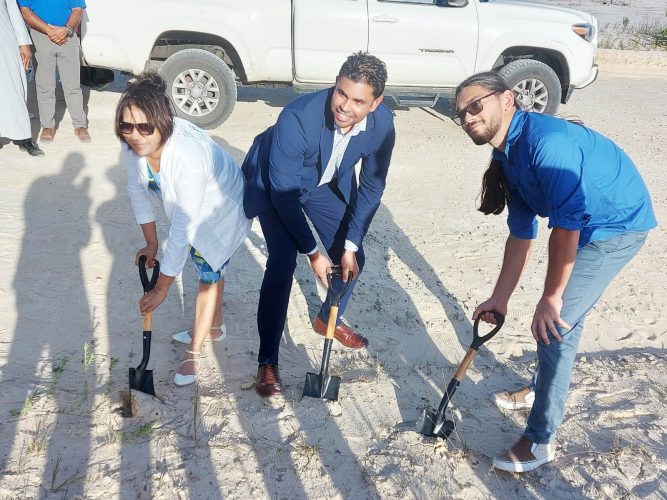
xmin=498 ymin=59 xmax=561 ymax=114
xmin=158 ymin=49 xmax=237 ymax=129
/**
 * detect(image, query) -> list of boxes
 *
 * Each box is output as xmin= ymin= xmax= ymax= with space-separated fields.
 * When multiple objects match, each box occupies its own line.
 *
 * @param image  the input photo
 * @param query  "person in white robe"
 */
xmin=0 ymin=0 xmax=43 ymax=156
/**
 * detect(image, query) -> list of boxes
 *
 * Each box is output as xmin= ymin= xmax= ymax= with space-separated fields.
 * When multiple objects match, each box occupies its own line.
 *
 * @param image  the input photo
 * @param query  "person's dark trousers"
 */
xmin=256 ymin=182 xmax=366 ymax=365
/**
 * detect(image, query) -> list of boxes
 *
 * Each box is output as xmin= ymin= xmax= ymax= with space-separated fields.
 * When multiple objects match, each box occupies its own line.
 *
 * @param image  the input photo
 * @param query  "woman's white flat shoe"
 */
xmin=174 ymin=350 xmax=201 ymax=387
xmin=172 ymin=324 xmax=226 ymax=345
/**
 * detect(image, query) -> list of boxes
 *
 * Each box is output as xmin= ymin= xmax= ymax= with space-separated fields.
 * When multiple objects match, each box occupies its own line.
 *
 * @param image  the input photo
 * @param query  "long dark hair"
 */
xmin=456 ymin=72 xmax=515 ymax=215
xmin=478 ymin=158 xmax=509 ymax=215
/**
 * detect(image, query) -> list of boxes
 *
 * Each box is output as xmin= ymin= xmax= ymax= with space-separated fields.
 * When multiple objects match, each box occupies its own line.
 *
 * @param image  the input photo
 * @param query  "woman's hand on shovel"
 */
xmin=140 ymin=287 xmax=168 ymax=315
xmin=139 ymin=274 xmax=174 ymax=315
xmin=135 ymin=243 xmax=158 ymax=267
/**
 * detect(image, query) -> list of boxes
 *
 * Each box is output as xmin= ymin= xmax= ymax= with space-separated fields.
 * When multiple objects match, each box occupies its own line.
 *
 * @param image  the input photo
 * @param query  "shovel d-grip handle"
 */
xmin=138 ymin=255 xmax=159 ymax=334
xmin=138 ymin=255 xmax=160 ymax=293
xmin=470 ymin=311 xmax=504 ymax=351
xmin=451 ymin=312 xmax=504 ymax=380
xmin=451 ymin=312 xmax=504 ymax=384
xmin=326 ymin=265 xmax=353 ymax=306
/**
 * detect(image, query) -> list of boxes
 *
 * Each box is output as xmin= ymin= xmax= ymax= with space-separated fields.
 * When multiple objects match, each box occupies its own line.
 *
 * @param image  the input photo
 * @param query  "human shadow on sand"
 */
xmin=208 ymin=135 xmax=392 ymax=498
xmin=212 ymin=134 xmax=526 ymax=499
xmin=0 ymin=153 xmax=94 ymax=497
xmin=213 ymin=132 xmax=530 ymax=498
xmin=353 ymin=203 xmax=592 ymax=498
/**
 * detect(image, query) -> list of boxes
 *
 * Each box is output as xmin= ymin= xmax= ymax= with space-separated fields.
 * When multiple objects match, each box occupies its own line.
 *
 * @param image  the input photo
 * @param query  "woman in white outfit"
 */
xmin=116 ymin=73 xmax=250 ymax=386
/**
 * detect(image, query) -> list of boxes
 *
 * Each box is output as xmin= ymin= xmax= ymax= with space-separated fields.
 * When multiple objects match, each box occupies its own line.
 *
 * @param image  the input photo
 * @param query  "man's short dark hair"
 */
xmin=338 ymin=52 xmax=388 ymax=98
xmin=114 ymin=73 xmax=174 ymax=147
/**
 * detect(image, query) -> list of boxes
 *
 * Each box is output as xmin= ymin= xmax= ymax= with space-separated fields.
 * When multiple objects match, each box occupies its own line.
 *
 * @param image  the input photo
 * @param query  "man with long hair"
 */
xmin=454 ymin=71 xmax=656 ymax=472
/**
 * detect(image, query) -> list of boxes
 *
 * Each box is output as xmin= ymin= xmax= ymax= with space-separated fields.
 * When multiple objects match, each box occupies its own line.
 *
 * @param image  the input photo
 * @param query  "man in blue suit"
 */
xmin=242 ymin=52 xmax=395 ymax=397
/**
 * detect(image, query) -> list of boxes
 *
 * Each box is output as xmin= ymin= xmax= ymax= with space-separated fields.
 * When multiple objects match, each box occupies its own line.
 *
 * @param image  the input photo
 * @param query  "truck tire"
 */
xmin=498 ymin=59 xmax=561 ymax=114
xmin=158 ymin=49 xmax=237 ymax=129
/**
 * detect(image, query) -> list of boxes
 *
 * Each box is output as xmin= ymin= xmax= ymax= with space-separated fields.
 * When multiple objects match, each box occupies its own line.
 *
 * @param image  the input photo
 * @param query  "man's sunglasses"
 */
xmin=119 ymin=122 xmax=155 ymax=136
xmin=452 ymin=91 xmax=500 ymax=126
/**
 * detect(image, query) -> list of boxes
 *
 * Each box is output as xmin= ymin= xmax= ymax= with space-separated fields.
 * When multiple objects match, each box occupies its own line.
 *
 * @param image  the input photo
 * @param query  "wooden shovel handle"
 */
xmin=453 ymin=348 xmax=478 ymax=381
xmin=325 ymin=305 xmax=339 ymax=340
xmin=143 ymin=312 xmax=152 ymax=332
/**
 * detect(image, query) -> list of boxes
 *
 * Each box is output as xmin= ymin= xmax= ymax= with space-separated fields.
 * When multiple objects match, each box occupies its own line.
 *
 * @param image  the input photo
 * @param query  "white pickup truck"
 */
xmin=81 ymin=0 xmax=598 ymax=129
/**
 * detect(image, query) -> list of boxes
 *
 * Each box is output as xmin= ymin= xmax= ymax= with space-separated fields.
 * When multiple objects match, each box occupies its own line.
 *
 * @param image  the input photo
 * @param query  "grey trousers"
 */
xmin=30 ymin=28 xmax=87 ymax=129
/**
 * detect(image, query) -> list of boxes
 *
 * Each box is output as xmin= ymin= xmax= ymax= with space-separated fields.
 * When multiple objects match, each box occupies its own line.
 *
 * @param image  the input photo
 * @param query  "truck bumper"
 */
xmin=561 ymin=64 xmax=598 ymax=104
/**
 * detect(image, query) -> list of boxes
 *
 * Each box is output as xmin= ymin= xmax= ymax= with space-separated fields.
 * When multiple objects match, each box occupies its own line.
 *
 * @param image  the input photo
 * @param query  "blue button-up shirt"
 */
xmin=492 ymin=109 xmax=656 ymax=248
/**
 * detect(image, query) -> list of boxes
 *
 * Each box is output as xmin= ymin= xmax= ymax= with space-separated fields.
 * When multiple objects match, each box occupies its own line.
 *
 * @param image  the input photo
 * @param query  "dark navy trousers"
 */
xmin=256 ymin=182 xmax=365 ymax=365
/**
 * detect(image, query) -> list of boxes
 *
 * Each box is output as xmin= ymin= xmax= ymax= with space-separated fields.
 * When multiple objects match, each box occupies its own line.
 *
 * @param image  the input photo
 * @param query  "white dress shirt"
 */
xmin=318 ymin=117 xmax=367 ymax=187
xmin=309 ymin=117 xmax=367 ymax=255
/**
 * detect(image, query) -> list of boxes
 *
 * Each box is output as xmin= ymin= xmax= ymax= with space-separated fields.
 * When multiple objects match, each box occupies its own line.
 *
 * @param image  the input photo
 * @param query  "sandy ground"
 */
xmin=0 ymin=48 xmax=666 ymax=499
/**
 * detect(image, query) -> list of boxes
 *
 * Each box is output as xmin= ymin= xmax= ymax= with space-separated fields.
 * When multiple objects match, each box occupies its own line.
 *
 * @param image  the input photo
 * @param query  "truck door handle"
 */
xmin=371 ymin=15 xmax=399 ymax=23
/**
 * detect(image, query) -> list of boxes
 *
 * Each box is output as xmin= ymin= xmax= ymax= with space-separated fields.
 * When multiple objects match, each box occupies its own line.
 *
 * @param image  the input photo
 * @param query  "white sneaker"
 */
xmin=172 ymin=324 xmax=226 ymax=345
xmin=493 ymin=386 xmax=535 ymax=410
xmin=493 ymin=441 xmax=555 ymax=473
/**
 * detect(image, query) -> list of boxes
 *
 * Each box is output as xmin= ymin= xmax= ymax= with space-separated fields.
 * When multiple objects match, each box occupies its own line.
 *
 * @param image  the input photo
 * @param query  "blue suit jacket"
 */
xmin=242 ymin=87 xmax=395 ymax=254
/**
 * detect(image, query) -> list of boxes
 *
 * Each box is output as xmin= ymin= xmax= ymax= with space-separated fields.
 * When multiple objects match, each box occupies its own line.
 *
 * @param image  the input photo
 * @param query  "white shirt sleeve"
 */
xmin=7 ymin=0 xmax=31 ymax=46
xmin=344 ymin=240 xmax=358 ymax=252
xmin=124 ymin=146 xmax=156 ymax=225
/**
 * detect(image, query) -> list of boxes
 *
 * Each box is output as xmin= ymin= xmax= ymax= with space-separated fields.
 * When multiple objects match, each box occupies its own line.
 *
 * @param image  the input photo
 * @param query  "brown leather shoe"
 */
xmin=255 ymin=364 xmax=284 ymax=397
xmin=40 ymin=128 xmax=55 ymax=143
xmin=313 ymin=316 xmax=368 ymax=349
xmin=74 ymin=127 xmax=91 ymax=143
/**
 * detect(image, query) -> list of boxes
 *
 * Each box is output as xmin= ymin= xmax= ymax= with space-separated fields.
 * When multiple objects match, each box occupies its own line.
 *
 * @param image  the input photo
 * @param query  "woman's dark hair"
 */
xmin=114 ymin=73 xmax=174 ymax=147
xmin=338 ymin=51 xmax=388 ymax=98
xmin=456 ymin=71 xmax=515 ymax=216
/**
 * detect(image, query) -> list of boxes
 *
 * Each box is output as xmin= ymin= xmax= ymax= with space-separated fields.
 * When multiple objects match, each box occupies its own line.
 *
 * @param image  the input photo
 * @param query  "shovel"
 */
xmin=129 ymin=255 xmax=160 ymax=399
xmin=302 ymin=266 xmax=352 ymax=401
xmin=416 ymin=311 xmax=504 ymax=438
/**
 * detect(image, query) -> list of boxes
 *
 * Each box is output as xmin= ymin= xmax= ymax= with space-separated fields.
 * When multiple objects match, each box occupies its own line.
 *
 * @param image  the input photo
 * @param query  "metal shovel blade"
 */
xmin=416 ymin=409 xmax=455 ymax=438
xmin=129 ymin=331 xmax=156 ymax=398
xmin=302 ymin=371 xmax=341 ymax=401
xmin=129 ymin=366 xmax=155 ymax=397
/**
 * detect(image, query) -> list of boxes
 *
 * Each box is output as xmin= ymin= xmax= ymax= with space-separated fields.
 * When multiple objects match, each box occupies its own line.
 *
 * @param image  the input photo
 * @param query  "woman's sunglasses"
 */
xmin=119 ymin=121 xmax=155 ymax=136
xmin=452 ymin=91 xmax=500 ymax=126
